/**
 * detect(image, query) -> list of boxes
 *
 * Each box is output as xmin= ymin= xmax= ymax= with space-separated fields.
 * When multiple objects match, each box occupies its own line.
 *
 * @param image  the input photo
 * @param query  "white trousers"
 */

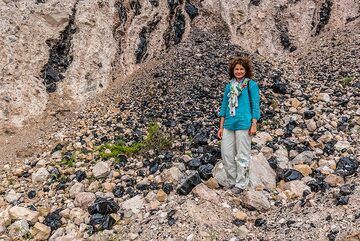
xmin=221 ymin=128 xmax=251 ymax=189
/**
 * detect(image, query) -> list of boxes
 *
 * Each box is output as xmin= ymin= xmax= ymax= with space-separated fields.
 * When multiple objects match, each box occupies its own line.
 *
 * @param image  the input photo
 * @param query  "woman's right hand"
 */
xmin=217 ymin=128 xmax=223 ymax=139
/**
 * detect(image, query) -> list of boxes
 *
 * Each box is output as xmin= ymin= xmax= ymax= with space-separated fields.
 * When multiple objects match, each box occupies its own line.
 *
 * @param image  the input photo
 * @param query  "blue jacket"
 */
xmin=219 ymin=79 xmax=260 ymax=130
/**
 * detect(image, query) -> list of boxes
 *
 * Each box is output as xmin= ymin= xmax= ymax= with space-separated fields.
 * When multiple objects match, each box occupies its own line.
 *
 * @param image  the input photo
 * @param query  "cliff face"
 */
xmin=0 ymin=0 xmax=359 ymax=132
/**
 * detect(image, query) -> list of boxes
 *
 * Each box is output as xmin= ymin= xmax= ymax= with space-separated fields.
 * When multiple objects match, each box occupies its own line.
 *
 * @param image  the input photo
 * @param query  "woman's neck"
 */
xmin=235 ymin=77 xmax=245 ymax=82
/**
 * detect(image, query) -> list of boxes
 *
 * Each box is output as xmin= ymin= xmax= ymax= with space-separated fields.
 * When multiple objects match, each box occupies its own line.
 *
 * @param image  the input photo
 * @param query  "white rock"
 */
xmin=9 ymin=207 xmax=39 ymax=224
xmin=306 ymin=119 xmax=317 ymax=132
xmin=122 ymin=195 xmax=145 ymax=214
xmin=161 ymin=166 xmax=182 ymax=183
xmin=74 ymin=192 xmax=96 ymax=209
xmin=92 ymin=161 xmax=110 ymax=178
xmin=252 ymin=132 xmax=273 ymax=146
xmin=49 ymin=228 xmax=65 ymax=241
xmin=8 ymin=220 xmax=29 ymax=238
xmin=5 ymin=189 xmax=22 ymax=203
xmin=291 ymin=151 xmax=315 ymax=165
xmin=283 ymin=180 xmax=311 ymax=197
xmin=274 ymin=147 xmax=289 ymax=169
xmin=36 ymin=159 xmax=47 ymax=168
xmin=32 ymin=167 xmax=50 ymax=183
xmin=260 ymin=146 xmax=273 ymax=160
xmin=318 ymin=93 xmax=330 ymax=102
xmin=69 ymin=183 xmax=85 ymax=198
xmin=0 ymin=209 xmax=11 ymax=227
xmin=249 ymin=153 xmax=276 ymax=190
xmin=241 ymin=191 xmax=270 ymax=211
xmin=192 ymin=184 xmax=220 ymax=203
xmin=334 ymin=141 xmax=350 ymax=151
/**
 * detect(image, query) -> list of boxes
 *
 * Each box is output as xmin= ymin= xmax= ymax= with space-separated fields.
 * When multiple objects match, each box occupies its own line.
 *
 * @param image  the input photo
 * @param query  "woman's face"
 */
xmin=233 ymin=64 xmax=246 ymax=80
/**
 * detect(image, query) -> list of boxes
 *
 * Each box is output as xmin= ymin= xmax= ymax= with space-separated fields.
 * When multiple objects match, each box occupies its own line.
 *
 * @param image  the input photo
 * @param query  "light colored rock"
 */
xmin=334 ymin=141 xmax=350 ymax=151
xmin=274 ymin=147 xmax=289 ymax=169
xmin=294 ymin=164 xmax=312 ymax=176
xmin=74 ymin=192 xmax=96 ymax=209
xmin=318 ymin=131 xmax=333 ymax=143
xmin=306 ymin=119 xmax=317 ymax=132
xmin=181 ymin=155 xmax=192 ymax=163
xmin=192 ymin=183 xmax=220 ymax=203
xmin=69 ymin=183 xmax=85 ymax=198
xmin=9 ymin=207 xmax=39 ymax=224
xmin=317 ymin=93 xmax=330 ymax=102
xmin=324 ymin=174 xmax=345 ymax=187
xmin=260 ymin=146 xmax=273 ymax=160
xmin=283 ymin=180 xmax=311 ymax=197
xmin=291 ymin=151 xmax=315 ymax=165
xmin=317 ymin=165 xmax=334 ymax=175
xmin=252 ymin=132 xmax=273 ymax=146
xmin=156 ymin=190 xmax=167 ymax=202
xmin=49 ymin=227 xmax=65 ymax=241
xmin=235 ymin=211 xmax=248 ymax=221
xmin=161 ymin=167 xmax=182 ymax=183
xmin=8 ymin=220 xmax=29 ymax=238
xmin=36 ymin=159 xmax=47 ymax=168
xmin=241 ymin=191 xmax=270 ymax=211
xmin=32 ymin=167 xmax=50 ymax=183
xmin=213 ymin=162 xmax=233 ymax=188
xmin=249 ymin=153 xmax=276 ymax=190
xmin=5 ymin=189 xmax=22 ymax=203
xmin=204 ymin=178 xmax=219 ymax=189
xmin=318 ymin=159 xmax=336 ymax=170
xmin=30 ymin=222 xmax=51 ymax=240
xmin=92 ymin=161 xmax=110 ymax=178
xmin=291 ymin=98 xmax=302 ymax=108
xmin=0 ymin=209 xmax=11 ymax=227
xmin=122 ymin=195 xmax=145 ymax=214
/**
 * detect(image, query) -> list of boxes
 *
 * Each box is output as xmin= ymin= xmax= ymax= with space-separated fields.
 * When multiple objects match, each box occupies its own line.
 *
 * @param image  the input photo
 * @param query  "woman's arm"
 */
xmin=219 ymin=84 xmax=229 ymax=118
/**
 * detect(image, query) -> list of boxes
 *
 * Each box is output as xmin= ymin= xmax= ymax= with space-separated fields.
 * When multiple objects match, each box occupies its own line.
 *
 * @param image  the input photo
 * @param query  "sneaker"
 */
xmin=231 ymin=187 xmax=244 ymax=195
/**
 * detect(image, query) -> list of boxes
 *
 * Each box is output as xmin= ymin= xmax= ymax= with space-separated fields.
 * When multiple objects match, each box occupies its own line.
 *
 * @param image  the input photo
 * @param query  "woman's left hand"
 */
xmin=249 ymin=123 xmax=257 ymax=136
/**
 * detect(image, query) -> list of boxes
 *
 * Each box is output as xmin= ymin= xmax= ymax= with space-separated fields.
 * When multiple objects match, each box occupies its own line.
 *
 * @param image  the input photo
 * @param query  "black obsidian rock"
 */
xmin=255 ymin=218 xmax=266 ymax=227
xmin=112 ymin=186 xmax=125 ymax=198
xmin=74 ymin=170 xmax=87 ymax=182
xmin=232 ymin=219 xmax=246 ymax=226
xmin=88 ymin=197 xmax=120 ymax=215
xmin=198 ymin=164 xmax=214 ymax=180
xmin=44 ymin=210 xmax=62 ymax=231
xmin=339 ymin=184 xmax=354 ymax=196
xmin=267 ymin=157 xmax=278 ymax=170
xmin=28 ymin=190 xmax=36 ymax=199
xmin=335 ymin=157 xmax=359 ymax=177
xmin=278 ymin=169 xmax=304 ymax=182
xmin=336 ymin=196 xmax=349 ymax=206
xmin=185 ymin=1 xmax=198 ymax=20
xmin=188 ymin=158 xmax=202 ymax=170
xmin=162 ymin=183 xmax=174 ymax=194
xmin=177 ymin=172 xmax=201 ymax=195
xmin=304 ymin=110 xmax=316 ymax=119
xmin=306 ymin=180 xmax=329 ymax=192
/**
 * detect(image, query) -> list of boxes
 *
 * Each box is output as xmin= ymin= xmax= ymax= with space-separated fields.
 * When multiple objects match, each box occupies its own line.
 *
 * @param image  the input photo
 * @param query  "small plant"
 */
xmin=97 ymin=122 xmax=172 ymax=162
xmin=340 ymin=76 xmax=353 ymax=86
xmin=60 ymin=152 xmax=77 ymax=167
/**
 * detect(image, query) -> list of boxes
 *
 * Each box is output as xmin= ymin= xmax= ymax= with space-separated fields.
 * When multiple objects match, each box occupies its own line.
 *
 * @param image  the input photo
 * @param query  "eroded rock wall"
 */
xmin=0 ymin=0 xmax=359 ymax=132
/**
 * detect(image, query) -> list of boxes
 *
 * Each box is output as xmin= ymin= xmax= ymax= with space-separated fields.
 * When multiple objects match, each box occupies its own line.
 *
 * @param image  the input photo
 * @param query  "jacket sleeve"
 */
xmin=249 ymin=80 xmax=261 ymax=120
xmin=219 ymin=84 xmax=229 ymax=117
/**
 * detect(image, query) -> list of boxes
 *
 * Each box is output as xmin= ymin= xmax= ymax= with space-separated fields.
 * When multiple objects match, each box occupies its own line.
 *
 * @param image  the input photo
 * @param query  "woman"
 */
xmin=218 ymin=57 xmax=260 ymax=194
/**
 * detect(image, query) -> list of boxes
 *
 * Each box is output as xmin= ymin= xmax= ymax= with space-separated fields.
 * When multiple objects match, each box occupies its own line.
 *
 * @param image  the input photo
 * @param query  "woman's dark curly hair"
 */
xmin=228 ymin=57 xmax=254 ymax=79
